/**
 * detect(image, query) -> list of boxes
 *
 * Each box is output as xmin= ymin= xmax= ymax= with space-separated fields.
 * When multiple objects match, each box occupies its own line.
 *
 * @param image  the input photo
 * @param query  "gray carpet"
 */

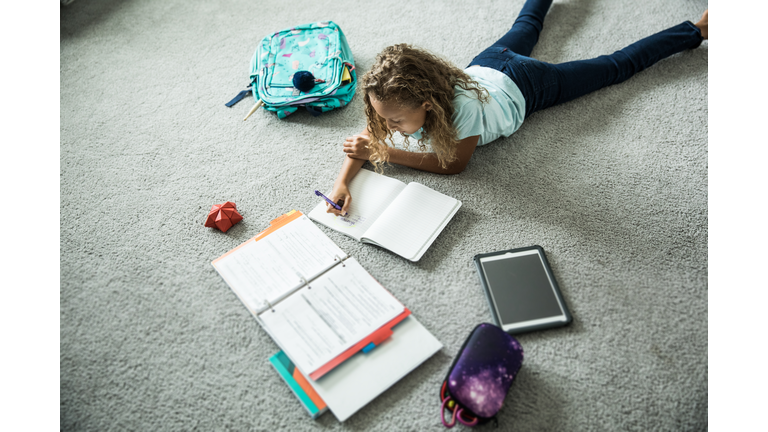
xmin=60 ymin=0 xmax=708 ymax=430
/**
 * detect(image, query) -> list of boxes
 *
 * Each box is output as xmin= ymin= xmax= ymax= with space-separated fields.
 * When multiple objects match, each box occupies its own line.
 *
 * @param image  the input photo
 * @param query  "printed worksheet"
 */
xmin=213 ymin=215 xmax=347 ymax=313
xmin=258 ymin=257 xmax=404 ymax=375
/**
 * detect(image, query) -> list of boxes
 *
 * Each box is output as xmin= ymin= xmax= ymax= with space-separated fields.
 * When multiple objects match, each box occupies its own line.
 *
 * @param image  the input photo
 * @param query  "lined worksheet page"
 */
xmin=363 ymin=182 xmax=460 ymax=261
xmin=308 ymin=169 xmax=406 ymax=241
xmin=213 ymin=215 xmax=346 ymax=313
xmin=259 ymin=257 xmax=404 ymax=375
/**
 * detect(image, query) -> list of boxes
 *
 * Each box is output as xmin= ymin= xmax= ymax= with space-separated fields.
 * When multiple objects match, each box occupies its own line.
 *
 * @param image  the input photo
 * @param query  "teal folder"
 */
xmin=269 ymin=351 xmax=328 ymax=419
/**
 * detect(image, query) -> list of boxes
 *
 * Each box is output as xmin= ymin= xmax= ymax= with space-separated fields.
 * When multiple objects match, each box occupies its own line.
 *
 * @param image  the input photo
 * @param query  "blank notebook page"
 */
xmin=363 ymin=182 xmax=459 ymax=261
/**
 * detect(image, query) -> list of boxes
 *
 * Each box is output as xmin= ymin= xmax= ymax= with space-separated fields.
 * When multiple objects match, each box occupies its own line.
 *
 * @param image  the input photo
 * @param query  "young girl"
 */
xmin=326 ymin=0 xmax=708 ymax=216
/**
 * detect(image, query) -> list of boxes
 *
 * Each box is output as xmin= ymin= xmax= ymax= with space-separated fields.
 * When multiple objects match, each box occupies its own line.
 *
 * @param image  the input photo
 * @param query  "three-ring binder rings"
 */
xmin=212 ymin=210 xmax=438 ymax=385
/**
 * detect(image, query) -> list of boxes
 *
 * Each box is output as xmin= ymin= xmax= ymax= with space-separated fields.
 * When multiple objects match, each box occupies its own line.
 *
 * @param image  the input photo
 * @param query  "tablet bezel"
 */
xmin=473 ymin=246 xmax=572 ymax=334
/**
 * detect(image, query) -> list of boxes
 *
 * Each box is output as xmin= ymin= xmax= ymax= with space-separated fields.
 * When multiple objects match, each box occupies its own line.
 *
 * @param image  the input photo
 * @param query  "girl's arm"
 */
xmin=387 ymin=135 xmax=479 ymax=175
xmin=326 ymin=129 xmax=369 ymax=216
xmin=343 ymin=134 xmax=480 ymax=175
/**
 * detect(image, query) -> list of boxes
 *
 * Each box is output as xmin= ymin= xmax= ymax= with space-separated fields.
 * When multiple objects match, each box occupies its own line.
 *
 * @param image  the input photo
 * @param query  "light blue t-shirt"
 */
xmin=452 ymin=66 xmax=526 ymax=146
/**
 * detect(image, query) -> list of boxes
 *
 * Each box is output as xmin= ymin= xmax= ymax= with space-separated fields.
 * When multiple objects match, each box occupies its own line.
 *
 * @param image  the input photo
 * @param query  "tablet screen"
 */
xmin=477 ymin=248 xmax=570 ymax=333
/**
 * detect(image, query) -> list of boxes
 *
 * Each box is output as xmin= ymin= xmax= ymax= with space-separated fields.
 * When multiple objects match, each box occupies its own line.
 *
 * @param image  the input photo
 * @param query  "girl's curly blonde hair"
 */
xmin=361 ymin=44 xmax=489 ymax=172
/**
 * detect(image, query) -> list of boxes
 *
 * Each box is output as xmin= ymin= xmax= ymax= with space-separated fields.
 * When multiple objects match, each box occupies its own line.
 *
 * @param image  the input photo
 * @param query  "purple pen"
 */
xmin=314 ymin=190 xmax=342 ymax=211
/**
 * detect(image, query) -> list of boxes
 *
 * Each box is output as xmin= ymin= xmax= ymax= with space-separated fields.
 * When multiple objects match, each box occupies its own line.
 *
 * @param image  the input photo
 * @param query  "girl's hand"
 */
xmin=326 ymin=183 xmax=352 ymax=216
xmin=343 ymin=134 xmax=372 ymax=160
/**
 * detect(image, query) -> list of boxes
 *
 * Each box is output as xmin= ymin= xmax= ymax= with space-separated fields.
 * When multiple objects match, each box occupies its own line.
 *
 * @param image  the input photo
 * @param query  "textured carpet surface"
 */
xmin=60 ymin=0 xmax=708 ymax=430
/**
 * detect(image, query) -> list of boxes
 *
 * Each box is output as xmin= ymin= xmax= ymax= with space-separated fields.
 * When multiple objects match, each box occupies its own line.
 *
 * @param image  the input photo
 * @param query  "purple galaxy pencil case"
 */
xmin=440 ymin=323 xmax=524 ymax=427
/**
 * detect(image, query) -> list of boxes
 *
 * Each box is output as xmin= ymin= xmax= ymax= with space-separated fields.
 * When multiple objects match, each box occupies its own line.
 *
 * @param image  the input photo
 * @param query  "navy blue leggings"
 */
xmin=468 ymin=0 xmax=703 ymax=117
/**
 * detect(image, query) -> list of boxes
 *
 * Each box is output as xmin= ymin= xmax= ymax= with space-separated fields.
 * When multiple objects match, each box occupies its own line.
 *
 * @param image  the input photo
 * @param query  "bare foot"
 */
xmin=695 ymin=10 xmax=708 ymax=39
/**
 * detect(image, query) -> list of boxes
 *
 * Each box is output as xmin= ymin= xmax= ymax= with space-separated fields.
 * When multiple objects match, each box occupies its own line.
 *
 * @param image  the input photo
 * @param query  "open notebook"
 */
xmin=308 ymin=169 xmax=462 ymax=262
xmin=212 ymin=211 xmax=410 ymax=380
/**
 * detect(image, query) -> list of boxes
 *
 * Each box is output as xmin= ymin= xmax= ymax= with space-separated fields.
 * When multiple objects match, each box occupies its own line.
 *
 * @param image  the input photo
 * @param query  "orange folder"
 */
xmin=211 ymin=210 xmax=304 ymax=265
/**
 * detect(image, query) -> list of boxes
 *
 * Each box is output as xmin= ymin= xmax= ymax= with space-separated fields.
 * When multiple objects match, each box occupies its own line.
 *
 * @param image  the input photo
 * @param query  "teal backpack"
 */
xmin=227 ymin=21 xmax=357 ymax=119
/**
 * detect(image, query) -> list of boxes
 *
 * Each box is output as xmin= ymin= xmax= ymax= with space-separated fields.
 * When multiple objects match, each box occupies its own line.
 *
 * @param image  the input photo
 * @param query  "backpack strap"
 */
xmin=305 ymin=105 xmax=324 ymax=117
xmin=225 ymin=87 xmax=252 ymax=107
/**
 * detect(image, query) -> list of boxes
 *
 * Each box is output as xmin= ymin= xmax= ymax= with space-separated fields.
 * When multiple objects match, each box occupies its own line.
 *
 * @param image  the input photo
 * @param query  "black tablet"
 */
xmin=473 ymin=246 xmax=572 ymax=334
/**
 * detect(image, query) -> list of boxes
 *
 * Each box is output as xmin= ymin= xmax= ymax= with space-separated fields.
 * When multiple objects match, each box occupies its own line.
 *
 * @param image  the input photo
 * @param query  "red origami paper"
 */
xmin=205 ymin=201 xmax=243 ymax=233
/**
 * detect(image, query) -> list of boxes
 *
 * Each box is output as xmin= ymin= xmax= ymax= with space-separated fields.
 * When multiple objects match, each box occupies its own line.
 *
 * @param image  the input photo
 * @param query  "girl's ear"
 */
xmin=421 ymin=101 xmax=433 ymax=112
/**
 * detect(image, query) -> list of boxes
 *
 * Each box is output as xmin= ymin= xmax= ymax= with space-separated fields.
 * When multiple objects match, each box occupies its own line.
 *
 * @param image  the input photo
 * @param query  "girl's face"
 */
xmin=370 ymin=96 xmax=432 ymax=136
